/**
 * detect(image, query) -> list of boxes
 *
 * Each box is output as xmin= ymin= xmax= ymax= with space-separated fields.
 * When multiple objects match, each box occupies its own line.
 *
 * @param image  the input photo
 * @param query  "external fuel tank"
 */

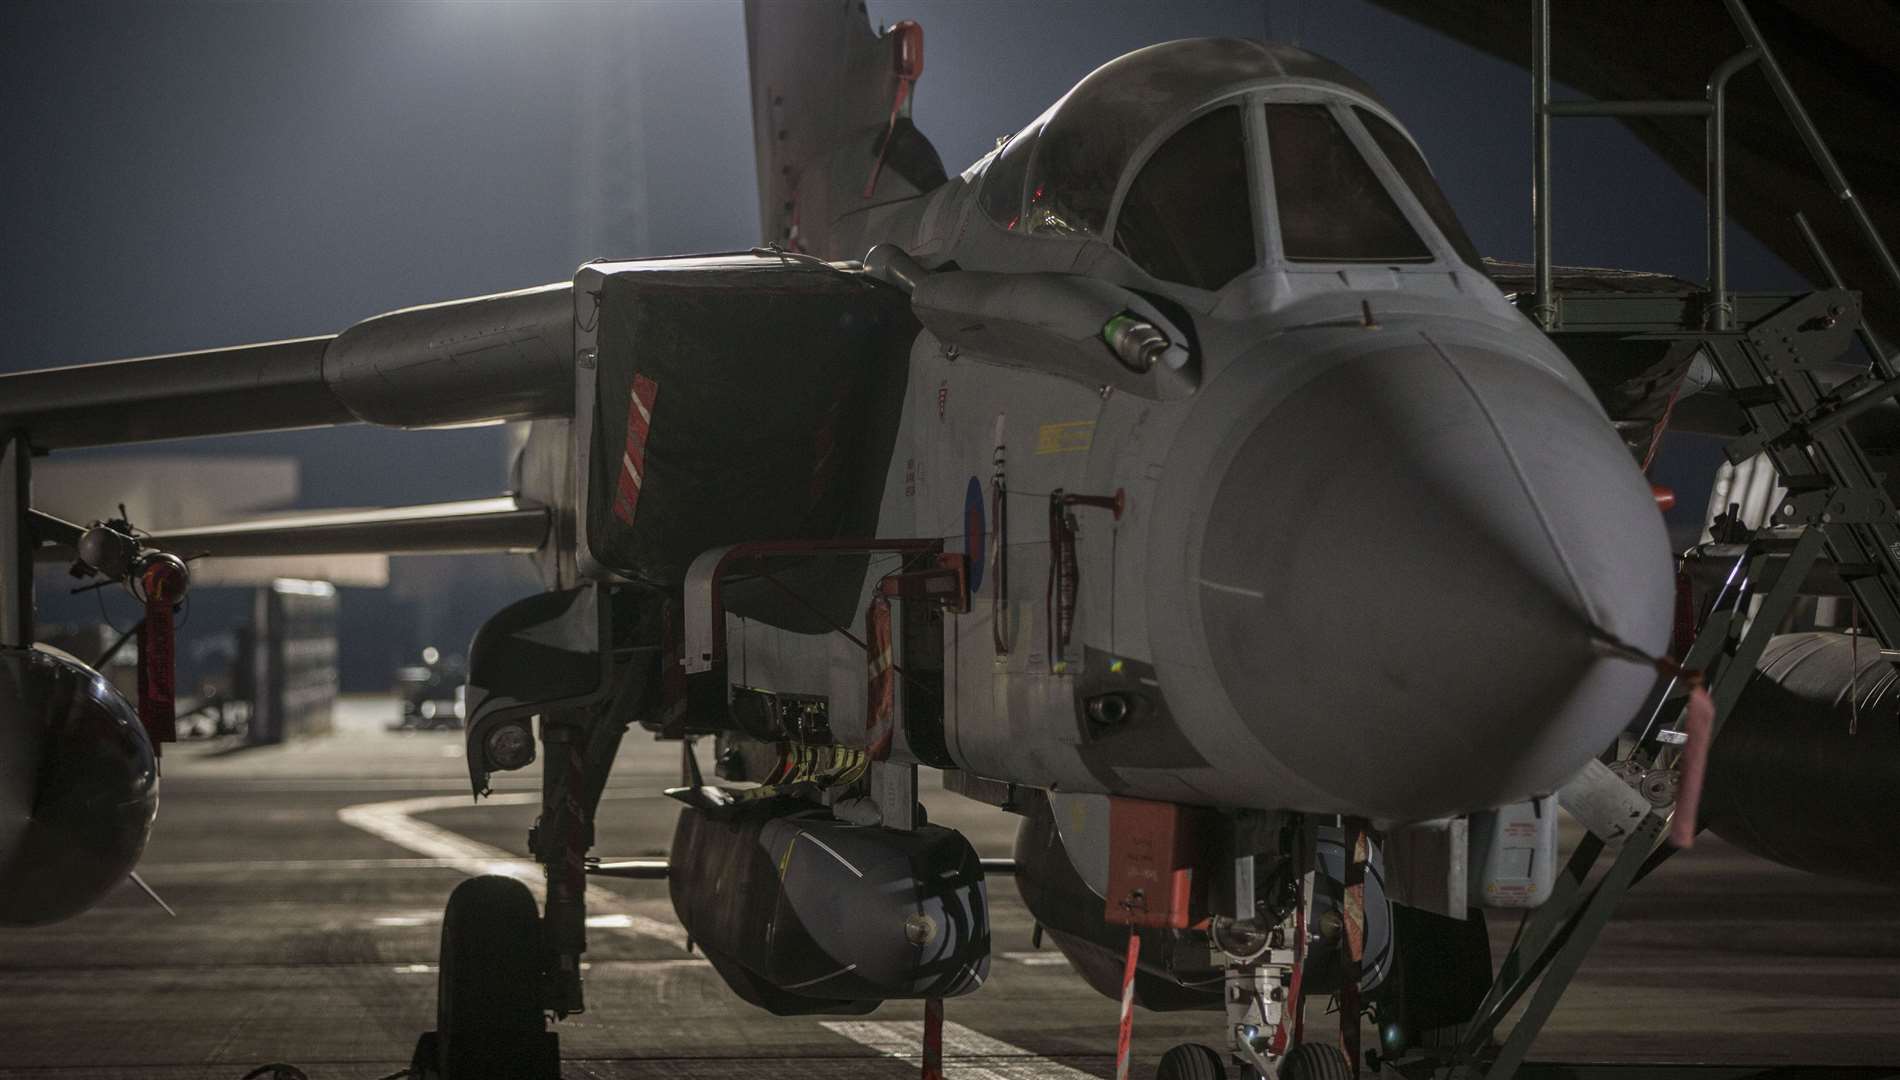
xmin=0 ymin=646 xmax=158 ymax=926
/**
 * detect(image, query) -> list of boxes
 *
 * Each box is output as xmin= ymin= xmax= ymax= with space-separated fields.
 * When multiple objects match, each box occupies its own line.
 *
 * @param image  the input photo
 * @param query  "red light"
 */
xmin=891 ymin=20 xmax=924 ymax=81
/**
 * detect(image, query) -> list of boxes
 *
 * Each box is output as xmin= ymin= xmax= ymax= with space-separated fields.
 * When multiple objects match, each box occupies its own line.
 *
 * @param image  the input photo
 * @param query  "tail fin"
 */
xmin=744 ymin=0 xmax=946 ymax=260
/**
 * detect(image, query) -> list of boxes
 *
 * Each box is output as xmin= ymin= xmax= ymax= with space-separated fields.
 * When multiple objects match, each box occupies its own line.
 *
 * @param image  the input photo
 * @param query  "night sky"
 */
xmin=1 ymin=0 xmax=1804 ymax=684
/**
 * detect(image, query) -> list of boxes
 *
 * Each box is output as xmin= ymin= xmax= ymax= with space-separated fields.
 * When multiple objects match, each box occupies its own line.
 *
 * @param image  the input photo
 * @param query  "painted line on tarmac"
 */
xmin=336 ymin=792 xmax=692 ymax=951
xmin=339 ymin=795 xmax=1082 ymax=1070
xmin=164 ymin=777 xmax=663 ymax=793
xmin=139 ymin=857 xmax=465 ymax=876
xmin=822 ymin=1020 xmax=1099 ymax=1080
xmin=998 ymin=949 xmax=1071 ymax=967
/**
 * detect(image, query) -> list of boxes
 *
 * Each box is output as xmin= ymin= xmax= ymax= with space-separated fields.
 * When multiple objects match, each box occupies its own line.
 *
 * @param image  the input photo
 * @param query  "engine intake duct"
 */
xmin=667 ymin=801 xmax=989 ymax=1015
xmin=0 ymin=283 xmax=573 ymax=448
xmin=1703 ymin=631 xmax=1900 ymax=885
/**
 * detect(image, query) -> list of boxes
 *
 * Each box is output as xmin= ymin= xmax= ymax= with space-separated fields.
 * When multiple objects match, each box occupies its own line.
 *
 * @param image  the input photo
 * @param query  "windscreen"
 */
xmin=1264 ymin=103 xmax=1431 ymax=263
xmin=1354 ymin=107 xmax=1482 ymax=268
xmin=1112 ymin=106 xmax=1256 ymax=291
xmin=979 ymin=125 xmax=1037 ymax=230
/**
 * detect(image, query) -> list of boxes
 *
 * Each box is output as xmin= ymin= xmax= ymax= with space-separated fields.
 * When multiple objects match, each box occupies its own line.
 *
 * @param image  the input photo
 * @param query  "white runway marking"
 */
xmin=822 ymin=1020 xmax=1100 ymax=1080
xmin=339 ymin=793 xmax=1084 ymax=1074
xmin=139 ymin=857 xmax=465 ymax=876
xmin=336 ymin=792 xmax=692 ymax=951
xmin=998 ymin=950 xmax=1071 ymax=967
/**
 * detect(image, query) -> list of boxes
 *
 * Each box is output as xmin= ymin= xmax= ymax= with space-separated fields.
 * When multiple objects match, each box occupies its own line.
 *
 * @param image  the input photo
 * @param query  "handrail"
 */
xmin=1706 ymin=48 xmax=1761 ymax=331
xmin=1529 ymin=0 xmax=1896 ymax=339
xmin=1530 ymin=0 xmax=1552 ymax=329
xmin=1723 ymin=0 xmax=1900 ymax=310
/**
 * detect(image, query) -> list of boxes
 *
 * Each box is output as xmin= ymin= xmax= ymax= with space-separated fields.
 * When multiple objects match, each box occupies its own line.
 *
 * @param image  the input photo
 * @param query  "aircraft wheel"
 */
xmin=1156 ymin=1042 xmax=1226 ymax=1080
xmin=435 ymin=875 xmax=555 ymax=1080
xmin=1278 ymin=1042 xmax=1350 ymax=1080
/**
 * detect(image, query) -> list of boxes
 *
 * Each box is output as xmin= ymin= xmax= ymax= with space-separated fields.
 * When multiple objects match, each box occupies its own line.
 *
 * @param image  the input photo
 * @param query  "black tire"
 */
xmin=436 ymin=875 xmax=550 ymax=1080
xmin=1156 ymin=1043 xmax=1226 ymax=1080
xmin=1280 ymin=1042 xmax=1351 ymax=1080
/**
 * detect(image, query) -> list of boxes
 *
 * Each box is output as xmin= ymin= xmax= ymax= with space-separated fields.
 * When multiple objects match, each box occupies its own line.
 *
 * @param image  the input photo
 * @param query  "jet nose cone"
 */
xmin=1197 ymin=343 xmax=1673 ymax=820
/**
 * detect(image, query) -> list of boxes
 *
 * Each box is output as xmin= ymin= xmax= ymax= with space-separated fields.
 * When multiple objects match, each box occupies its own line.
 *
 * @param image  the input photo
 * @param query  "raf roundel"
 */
xmin=962 ymin=475 xmax=986 ymax=592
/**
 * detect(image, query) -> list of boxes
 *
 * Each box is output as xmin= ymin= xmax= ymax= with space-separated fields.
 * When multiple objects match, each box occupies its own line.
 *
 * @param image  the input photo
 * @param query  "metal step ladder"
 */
xmin=1429 ymin=1 xmax=1900 ymax=1076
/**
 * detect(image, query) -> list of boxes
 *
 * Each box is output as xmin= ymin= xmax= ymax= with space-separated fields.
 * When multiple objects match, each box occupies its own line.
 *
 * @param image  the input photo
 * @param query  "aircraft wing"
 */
xmin=31 ymin=497 xmax=549 ymax=563
xmin=0 ymin=282 xmax=573 ymax=449
xmin=1373 ymin=1 xmax=1900 ymax=325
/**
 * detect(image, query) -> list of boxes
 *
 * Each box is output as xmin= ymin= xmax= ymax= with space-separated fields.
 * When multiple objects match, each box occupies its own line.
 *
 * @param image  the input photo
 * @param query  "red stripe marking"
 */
xmin=615 ymin=375 xmax=659 ymax=525
xmin=1114 ymin=930 xmax=1140 ymax=1080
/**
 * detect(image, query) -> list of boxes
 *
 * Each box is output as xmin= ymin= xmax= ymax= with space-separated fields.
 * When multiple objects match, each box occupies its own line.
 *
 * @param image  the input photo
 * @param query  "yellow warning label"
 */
xmin=1036 ymin=420 xmax=1095 ymax=455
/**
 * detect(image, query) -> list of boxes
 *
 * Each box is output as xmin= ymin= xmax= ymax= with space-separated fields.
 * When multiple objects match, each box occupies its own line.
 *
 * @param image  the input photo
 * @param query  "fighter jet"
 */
xmin=1 ymin=2 xmax=1889 ymax=1078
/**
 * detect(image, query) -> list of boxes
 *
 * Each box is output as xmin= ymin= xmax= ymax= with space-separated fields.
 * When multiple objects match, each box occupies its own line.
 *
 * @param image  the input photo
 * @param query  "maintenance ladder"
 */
xmin=1428 ymin=1 xmax=1900 ymax=1077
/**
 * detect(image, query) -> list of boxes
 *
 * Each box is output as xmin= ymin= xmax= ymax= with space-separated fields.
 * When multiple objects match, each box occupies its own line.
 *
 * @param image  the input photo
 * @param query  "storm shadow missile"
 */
xmin=0 ymin=646 xmax=157 ymax=926
xmin=668 ymin=800 xmax=989 ymax=1015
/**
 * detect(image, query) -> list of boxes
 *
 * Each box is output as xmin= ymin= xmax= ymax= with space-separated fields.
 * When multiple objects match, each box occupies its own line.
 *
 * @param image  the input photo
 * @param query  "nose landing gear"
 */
xmin=1152 ymin=1042 xmax=1353 ymax=1080
xmin=1155 ymin=817 xmax=1366 ymax=1080
xmin=1274 ymin=1044 xmax=1353 ymax=1080
xmin=1157 ymin=1042 xmax=1228 ymax=1080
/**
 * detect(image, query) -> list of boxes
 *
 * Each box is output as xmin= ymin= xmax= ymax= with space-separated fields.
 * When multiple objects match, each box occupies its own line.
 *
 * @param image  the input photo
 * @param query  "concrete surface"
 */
xmin=0 ymin=695 xmax=1896 ymax=1079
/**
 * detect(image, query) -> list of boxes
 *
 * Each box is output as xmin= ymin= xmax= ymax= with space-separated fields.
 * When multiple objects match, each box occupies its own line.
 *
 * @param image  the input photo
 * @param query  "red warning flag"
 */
xmin=920 ymin=996 xmax=944 ymax=1080
xmin=1670 ymin=685 xmax=1715 ymax=848
xmin=136 ymin=557 xmax=188 ymax=753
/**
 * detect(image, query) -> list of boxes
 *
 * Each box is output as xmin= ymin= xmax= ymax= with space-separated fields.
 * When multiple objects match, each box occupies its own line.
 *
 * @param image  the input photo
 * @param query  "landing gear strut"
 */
xmin=1161 ymin=816 xmax=1362 ymax=1080
xmin=417 ymin=596 xmax=660 ymax=1080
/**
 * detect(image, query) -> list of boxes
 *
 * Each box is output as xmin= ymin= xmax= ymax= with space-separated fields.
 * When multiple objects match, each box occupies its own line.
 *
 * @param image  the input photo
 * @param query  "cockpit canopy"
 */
xmin=973 ymin=38 xmax=1481 ymax=292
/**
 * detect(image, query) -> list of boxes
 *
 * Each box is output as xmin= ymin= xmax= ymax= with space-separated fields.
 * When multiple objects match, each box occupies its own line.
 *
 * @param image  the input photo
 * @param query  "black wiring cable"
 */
xmin=93 ymin=578 xmax=130 ymax=636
